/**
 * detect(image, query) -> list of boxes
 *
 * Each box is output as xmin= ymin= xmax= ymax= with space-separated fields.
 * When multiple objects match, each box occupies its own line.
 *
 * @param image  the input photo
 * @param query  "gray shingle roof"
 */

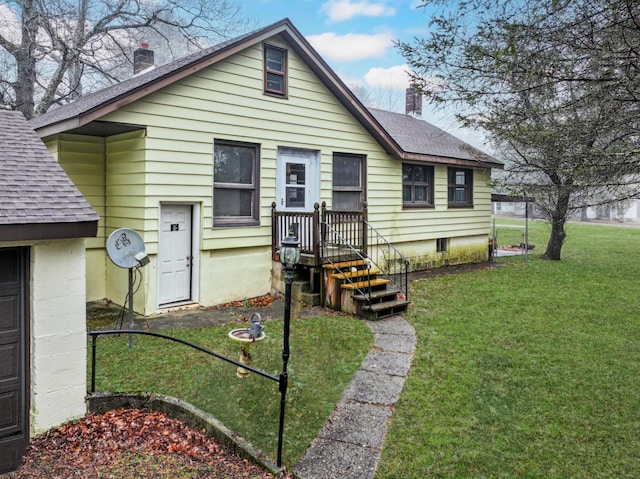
xmin=0 ymin=109 xmax=99 ymax=226
xmin=29 ymin=17 xmax=500 ymax=169
xmin=29 ymin=29 xmax=258 ymax=131
xmin=369 ymin=108 xmax=497 ymax=164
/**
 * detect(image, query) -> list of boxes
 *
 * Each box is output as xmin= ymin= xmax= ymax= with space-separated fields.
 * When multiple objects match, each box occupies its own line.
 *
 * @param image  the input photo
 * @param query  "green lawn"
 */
xmin=377 ymin=220 xmax=640 ymax=478
xmin=90 ymin=219 xmax=640 ymax=477
xmin=89 ymin=315 xmax=373 ymax=466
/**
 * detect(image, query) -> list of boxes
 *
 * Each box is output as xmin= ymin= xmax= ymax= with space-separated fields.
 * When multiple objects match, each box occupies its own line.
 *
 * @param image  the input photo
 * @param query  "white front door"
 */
xmin=276 ymin=148 xmax=320 ymax=213
xmin=159 ymin=204 xmax=192 ymax=306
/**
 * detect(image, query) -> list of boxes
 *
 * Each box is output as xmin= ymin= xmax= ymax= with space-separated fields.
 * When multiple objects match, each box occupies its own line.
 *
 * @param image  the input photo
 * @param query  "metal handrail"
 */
xmin=322 ymin=225 xmax=374 ymax=306
xmin=322 ymin=221 xmax=409 ymax=302
xmin=87 ymin=329 xmax=286 ymax=467
xmin=364 ymin=220 xmax=410 ymax=301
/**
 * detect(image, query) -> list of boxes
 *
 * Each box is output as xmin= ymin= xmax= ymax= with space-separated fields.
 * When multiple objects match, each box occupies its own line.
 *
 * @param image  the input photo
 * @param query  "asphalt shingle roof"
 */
xmin=0 ymin=109 xmax=99 ymax=225
xmin=369 ymin=108 xmax=495 ymax=163
xmin=29 ymin=18 xmax=499 ymax=168
xmin=29 ymin=30 xmax=256 ymax=131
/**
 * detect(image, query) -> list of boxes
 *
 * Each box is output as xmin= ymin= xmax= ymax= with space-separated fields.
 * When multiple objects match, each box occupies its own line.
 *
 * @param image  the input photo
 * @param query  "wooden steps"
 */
xmin=322 ymin=258 xmax=409 ymax=320
xmin=341 ymin=277 xmax=390 ymax=289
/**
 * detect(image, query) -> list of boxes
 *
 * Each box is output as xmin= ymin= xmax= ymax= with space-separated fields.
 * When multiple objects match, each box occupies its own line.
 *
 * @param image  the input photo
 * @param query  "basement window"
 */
xmin=437 ymin=238 xmax=448 ymax=253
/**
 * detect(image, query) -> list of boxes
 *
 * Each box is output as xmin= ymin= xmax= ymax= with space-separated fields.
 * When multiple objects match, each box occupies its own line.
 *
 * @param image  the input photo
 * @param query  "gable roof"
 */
xmin=0 ymin=110 xmax=99 ymax=241
xmin=30 ymin=18 xmax=501 ymax=169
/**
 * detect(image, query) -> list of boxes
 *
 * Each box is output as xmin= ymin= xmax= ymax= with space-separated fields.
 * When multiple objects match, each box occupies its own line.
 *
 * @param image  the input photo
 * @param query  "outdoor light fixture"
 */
xmin=277 ymin=233 xmax=299 ymax=467
xmin=280 ymin=234 xmax=301 ymax=272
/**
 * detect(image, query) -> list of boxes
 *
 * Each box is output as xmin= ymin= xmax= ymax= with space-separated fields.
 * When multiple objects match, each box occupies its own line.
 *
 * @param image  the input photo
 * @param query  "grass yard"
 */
xmin=89 ymin=219 xmax=640 ymax=477
xmin=89 ymin=315 xmax=373 ymax=466
xmin=377 ymin=219 xmax=640 ymax=478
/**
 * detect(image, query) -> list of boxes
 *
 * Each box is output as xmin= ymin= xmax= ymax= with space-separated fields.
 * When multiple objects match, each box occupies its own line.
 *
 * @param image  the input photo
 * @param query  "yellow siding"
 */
xmin=103 ymin=130 xmax=149 ymax=307
xmin=44 ymin=134 xmax=106 ymax=248
xmin=49 ymin=32 xmax=494 ymax=313
xmin=44 ymin=135 xmax=108 ymax=300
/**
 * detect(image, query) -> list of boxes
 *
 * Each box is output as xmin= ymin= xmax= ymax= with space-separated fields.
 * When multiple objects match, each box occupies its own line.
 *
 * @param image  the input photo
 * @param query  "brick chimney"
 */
xmin=133 ymin=43 xmax=154 ymax=74
xmin=405 ymin=83 xmax=423 ymax=117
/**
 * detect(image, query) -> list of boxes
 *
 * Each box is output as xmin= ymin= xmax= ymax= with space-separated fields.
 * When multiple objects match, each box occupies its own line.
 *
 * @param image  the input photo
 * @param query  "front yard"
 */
xmin=84 ymin=219 xmax=640 ymax=478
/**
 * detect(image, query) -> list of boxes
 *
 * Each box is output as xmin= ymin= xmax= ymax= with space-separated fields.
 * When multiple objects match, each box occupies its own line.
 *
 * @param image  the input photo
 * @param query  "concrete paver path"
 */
xmin=294 ymin=316 xmax=416 ymax=479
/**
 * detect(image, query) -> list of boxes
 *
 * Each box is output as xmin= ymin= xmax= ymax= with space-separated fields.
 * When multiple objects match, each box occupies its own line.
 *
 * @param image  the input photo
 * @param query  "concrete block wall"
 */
xmin=30 ymin=239 xmax=88 ymax=434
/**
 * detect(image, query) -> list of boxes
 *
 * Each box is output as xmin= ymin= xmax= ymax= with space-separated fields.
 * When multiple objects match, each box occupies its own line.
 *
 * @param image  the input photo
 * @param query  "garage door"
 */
xmin=0 ymin=248 xmax=28 ymax=474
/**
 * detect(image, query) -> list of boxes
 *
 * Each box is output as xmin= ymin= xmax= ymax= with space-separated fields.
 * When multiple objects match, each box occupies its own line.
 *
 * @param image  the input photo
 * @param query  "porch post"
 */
xmin=313 ymin=203 xmax=320 ymax=265
xmin=362 ymin=202 xmax=368 ymax=255
xmin=271 ymin=202 xmax=277 ymax=260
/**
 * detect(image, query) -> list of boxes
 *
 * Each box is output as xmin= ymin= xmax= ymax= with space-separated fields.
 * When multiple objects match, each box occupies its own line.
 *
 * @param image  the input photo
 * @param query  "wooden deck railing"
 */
xmin=271 ymin=202 xmax=320 ymax=265
xmin=271 ymin=202 xmax=367 ymax=266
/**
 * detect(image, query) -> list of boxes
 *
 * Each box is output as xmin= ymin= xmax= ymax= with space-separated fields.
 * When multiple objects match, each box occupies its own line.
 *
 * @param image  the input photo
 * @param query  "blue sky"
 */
xmin=238 ymin=0 xmax=428 ymax=89
xmin=236 ymin=0 xmax=488 ymax=150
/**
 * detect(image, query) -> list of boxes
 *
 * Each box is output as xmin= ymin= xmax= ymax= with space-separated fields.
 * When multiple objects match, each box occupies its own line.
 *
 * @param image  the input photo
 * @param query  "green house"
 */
xmin=30 ymin=18 xmax=502 ymax=318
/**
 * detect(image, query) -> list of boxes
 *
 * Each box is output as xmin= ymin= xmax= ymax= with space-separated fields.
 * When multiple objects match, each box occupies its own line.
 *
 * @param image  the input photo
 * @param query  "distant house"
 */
xmin=30 ymin=18 xmax=501 ymax=319
xmin=0 ymin=110 xmax=98 ymax=473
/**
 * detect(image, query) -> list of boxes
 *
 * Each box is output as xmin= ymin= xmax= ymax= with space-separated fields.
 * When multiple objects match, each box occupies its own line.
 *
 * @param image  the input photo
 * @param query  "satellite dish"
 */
xmin=106 ymin=228 xmax=146 ymax=268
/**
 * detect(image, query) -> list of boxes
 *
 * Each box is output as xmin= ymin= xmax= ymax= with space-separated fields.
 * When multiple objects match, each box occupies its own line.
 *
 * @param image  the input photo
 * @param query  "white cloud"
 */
xmin=364 ymin=64 xmax=412 ymax=90
xmin=321 ymin=0 xmax=396 ymax=22
xmin=307 ymin=32 xmax=393 ymax=62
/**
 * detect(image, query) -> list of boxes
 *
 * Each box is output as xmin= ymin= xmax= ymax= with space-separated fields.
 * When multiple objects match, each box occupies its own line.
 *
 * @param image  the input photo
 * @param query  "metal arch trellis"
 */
xmin=87 ymin=329 xmax=289 ymax=468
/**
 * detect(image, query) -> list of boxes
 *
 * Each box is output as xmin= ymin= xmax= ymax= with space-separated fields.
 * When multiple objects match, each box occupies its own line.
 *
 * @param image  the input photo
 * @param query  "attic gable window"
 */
xmin=403 ymin=163 xmax=434 ymax=208
xmin=264 ymin=45 xmax=287 ymax=97
xmin=448 ymin=167 xmax=473 ymax=207
xmin=213 ymin=140 xmax=260 ymax=227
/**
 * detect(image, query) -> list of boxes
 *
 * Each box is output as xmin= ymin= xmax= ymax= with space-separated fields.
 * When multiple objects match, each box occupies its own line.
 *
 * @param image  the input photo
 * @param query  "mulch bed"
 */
xmin=8 ymin=408 xmax=291 ymax=479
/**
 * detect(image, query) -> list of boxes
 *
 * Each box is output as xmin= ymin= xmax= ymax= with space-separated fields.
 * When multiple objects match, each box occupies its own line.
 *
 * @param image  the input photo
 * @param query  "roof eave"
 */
xmin=0 ymin=220 xmax=98 ymax=242
xmin=400 ymin=151 xmax=504 ymax=169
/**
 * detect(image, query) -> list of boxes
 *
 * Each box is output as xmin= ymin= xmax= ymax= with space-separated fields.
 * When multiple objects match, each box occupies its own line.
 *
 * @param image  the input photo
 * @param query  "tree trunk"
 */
xmin=542 ymin=188 xmax=571 ymax=260
xmin=14 ymin=0 xmax=37 ymax=119
xmin=543 ymin=218 xmax=566 ymax=260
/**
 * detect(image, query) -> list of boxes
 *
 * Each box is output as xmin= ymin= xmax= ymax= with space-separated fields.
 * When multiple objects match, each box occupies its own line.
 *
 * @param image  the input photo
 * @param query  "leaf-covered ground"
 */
xmin=10 ymin=408 xmax=291 ymax=478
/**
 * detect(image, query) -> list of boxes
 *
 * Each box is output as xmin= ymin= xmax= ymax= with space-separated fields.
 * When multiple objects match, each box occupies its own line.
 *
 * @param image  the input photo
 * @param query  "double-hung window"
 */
xmin=213 ymin=140 xmax=260 ymax=227
xmin=402 ymin=163 xmax=434 ymax=207
xmin=448 ymin=167 xmax=473 ymax=207
xmin=264 ymin=45 xmax=287 ymax=97
xmin=333 ymin=153 xmax=365 ymax=211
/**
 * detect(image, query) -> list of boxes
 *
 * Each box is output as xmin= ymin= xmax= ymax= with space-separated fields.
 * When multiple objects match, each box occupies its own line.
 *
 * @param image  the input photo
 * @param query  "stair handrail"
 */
xmin=363 ymin=220 xmax=410 ymax=301
xmin=322 ymin=223 xmax=374 ymax=306
xmin=322 ymin=221 xmax=409 ymax=303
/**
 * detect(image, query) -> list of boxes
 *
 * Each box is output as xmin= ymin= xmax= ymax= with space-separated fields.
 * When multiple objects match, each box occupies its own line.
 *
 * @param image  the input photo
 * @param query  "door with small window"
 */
xmin=158 ymin=204 xmax=192 ymax=306
xmin=276 ymin=149 xmax=319 ymax=213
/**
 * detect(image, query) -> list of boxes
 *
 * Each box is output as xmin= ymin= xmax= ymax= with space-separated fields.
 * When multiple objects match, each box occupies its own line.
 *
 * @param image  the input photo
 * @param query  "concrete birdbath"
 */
xmin=228 ymin=313 xmax=265 ymax=378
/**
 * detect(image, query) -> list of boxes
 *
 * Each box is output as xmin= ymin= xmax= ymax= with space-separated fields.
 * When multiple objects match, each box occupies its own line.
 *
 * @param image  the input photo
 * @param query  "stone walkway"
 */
xmin=294 ymin=316 xmax=416 ymax=479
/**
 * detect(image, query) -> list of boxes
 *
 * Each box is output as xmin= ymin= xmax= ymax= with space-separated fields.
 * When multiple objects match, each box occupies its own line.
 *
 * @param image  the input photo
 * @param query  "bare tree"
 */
xmin=399 ymin=0 xmax=640 ymax=259
xmin=0 ymin=0 xmax=255 ymax=118
xmin=348 ymin=82 xmax=407 ymax=113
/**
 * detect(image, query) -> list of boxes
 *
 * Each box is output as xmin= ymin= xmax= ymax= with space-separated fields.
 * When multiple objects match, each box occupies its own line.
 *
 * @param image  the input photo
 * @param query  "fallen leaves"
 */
xmin=12 ymin=408 xmax=291 ymax=479
xmin=215 ymin=294 xmax=277 ymax=309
